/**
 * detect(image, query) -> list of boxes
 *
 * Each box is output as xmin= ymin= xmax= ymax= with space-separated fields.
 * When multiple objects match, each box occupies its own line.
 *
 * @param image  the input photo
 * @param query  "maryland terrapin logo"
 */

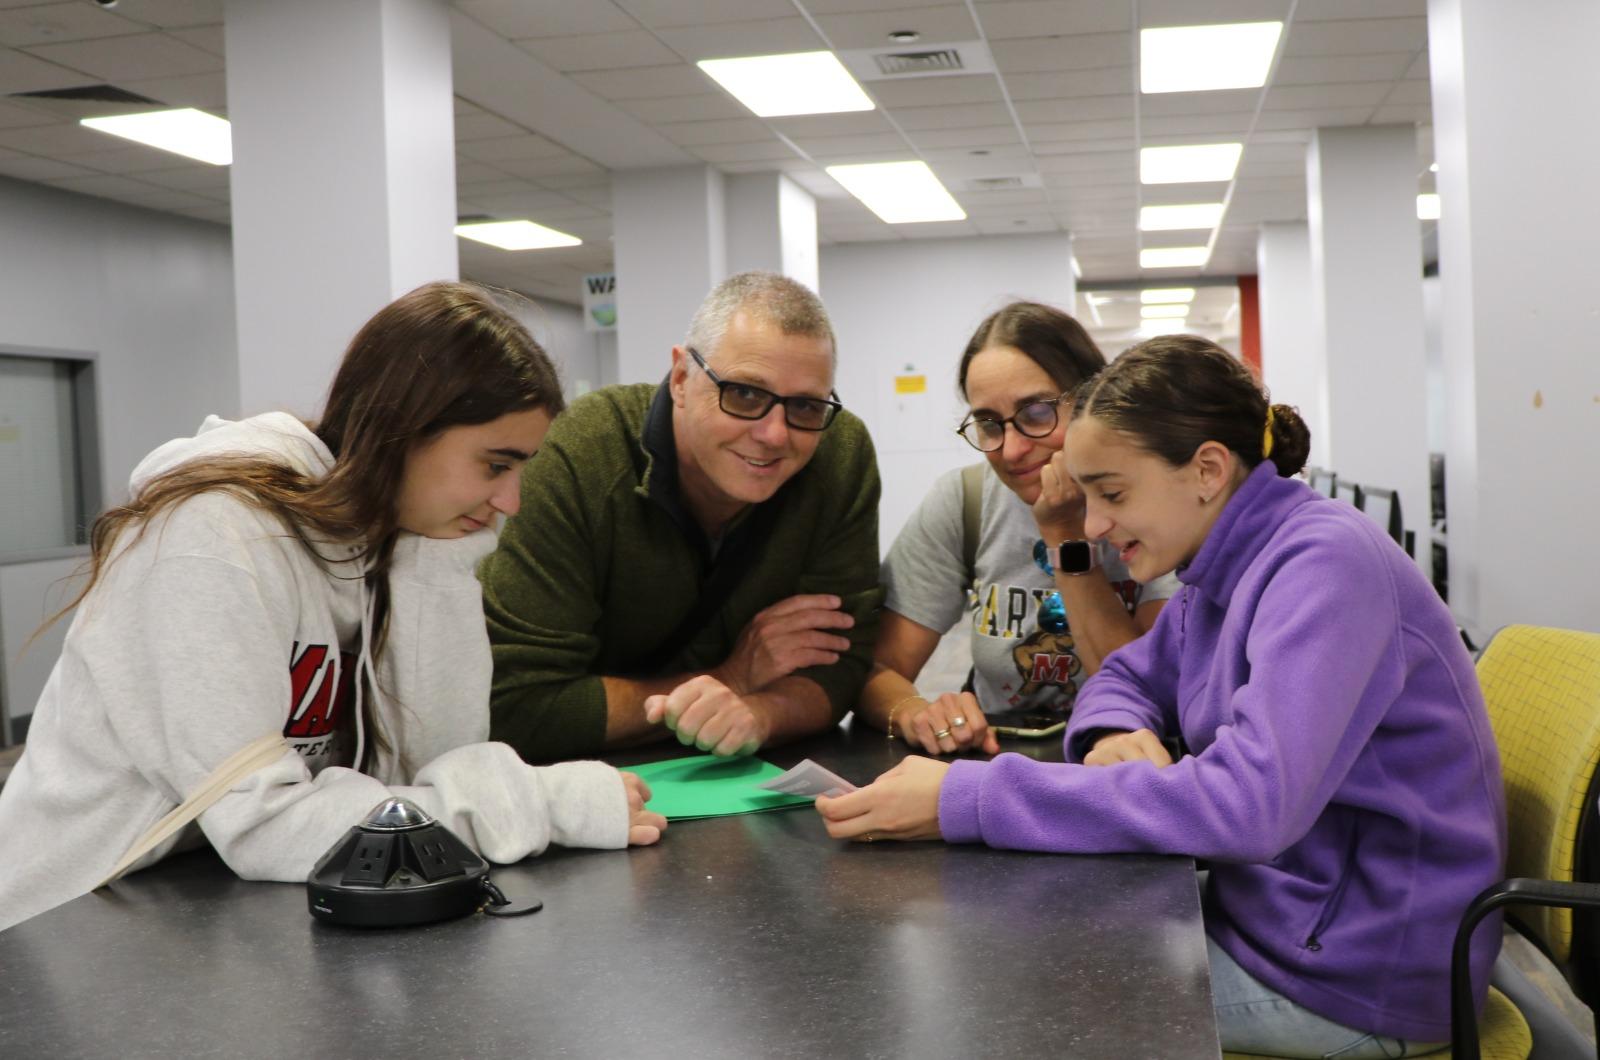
xmin=1013 ymin=630 xmax=1083 ymax=705
xmin=286 ymin=642 xmax=355 ymax=741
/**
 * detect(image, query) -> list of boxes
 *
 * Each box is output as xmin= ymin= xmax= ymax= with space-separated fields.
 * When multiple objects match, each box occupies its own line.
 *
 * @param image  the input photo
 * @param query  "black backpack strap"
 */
xmin=960 ymin=461 xmax=985 ymax=587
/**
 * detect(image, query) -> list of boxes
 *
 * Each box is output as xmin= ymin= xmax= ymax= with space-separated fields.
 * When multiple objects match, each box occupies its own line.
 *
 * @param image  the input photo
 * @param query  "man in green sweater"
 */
xmin=483 ymin=271 xmax=883 ymax=762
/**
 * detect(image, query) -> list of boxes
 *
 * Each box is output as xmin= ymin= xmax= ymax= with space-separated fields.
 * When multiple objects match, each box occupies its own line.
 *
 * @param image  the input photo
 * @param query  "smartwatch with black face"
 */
xmin=1046 ymin=540 xmax=1097 ymax=576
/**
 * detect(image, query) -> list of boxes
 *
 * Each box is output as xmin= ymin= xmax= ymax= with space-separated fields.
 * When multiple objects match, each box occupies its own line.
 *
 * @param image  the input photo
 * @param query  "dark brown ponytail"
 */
xmin=1072 ymin=334 xmax=1311 ymax=476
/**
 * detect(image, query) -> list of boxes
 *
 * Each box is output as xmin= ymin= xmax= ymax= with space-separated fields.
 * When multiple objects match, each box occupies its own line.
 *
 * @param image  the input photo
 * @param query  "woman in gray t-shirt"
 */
xmin=860 ymin=303 xmax=1179 ymax=755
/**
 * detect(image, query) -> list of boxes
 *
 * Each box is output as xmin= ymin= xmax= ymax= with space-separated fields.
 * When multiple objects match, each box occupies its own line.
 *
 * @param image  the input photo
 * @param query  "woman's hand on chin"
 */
xmin=1032 ymin=446 xmax=1087 ymax=541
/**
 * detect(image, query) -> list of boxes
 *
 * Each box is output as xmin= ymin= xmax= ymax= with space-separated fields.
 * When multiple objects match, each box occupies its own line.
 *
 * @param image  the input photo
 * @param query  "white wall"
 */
xmin=504 ymin=297 xmax=603 ymax=400
xmin=820 ymin=233 xmax=1077 ymax=555
xmin=0 ymin=176 xmax=237 ymax=737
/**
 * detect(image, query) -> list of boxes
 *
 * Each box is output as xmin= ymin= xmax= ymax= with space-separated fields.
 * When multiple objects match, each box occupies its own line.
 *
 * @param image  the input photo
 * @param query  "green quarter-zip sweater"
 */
xmin=483 ymin=382 xmax=884 ymax=762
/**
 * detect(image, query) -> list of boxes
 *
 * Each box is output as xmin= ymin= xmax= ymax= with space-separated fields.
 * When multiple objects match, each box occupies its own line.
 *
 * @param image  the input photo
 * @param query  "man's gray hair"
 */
xmin=684 ymin=271 xmax=835 ymax=363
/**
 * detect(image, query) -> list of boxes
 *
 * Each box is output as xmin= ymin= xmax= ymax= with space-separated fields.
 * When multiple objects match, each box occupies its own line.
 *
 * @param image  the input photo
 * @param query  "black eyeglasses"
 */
xmin=686 ymin=346 xmax=843 ymax=432
xmin=956 ymin=393 xmax=1072 ymax=452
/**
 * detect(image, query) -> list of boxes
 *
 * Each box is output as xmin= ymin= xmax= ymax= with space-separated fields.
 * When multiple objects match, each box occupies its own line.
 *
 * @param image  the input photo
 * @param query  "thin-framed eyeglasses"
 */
xmin=686 ymin=346 xmax=843 ymax=431
xmin=956 ymin=392 xmax=1073 ymax=452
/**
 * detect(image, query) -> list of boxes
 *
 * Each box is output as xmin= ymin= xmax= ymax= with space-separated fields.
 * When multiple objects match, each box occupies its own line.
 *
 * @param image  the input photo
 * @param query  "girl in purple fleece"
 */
xmin=819 ymin=336 xmax=1505 ymax=1058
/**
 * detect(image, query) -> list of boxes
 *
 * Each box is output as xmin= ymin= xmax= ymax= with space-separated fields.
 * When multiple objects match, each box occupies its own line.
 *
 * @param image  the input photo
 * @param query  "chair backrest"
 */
xmin=1308 ymin=469 xmax=1337 ymax=497
xmin=1360 ymin=486 xmax=1403 ymax=544
xmin=1334 ymin=479 xmax=1364 ymax=509
xmin=1477 ymin=625 xmax=1600 ymax=963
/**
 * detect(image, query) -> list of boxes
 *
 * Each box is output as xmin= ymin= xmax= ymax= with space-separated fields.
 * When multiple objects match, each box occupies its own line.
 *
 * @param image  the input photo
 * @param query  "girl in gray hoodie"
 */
xmin=0 ymin=281 xmax=665 ymax=932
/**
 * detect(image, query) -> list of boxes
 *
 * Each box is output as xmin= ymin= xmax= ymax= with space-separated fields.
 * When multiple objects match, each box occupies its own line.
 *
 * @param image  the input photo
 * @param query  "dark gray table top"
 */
xmin=0 ymin=724 xmax=1219 ymax=1059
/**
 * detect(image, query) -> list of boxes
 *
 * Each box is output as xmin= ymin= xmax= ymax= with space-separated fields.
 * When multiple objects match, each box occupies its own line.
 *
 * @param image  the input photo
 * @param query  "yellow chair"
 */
xmin=1226 ymin=625 xmax=1600 ymax=1060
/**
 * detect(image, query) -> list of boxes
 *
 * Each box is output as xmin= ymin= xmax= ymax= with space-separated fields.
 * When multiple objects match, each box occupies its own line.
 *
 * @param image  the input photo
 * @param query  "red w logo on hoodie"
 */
xmin=286 ymin=642 xmax=355 ymax=738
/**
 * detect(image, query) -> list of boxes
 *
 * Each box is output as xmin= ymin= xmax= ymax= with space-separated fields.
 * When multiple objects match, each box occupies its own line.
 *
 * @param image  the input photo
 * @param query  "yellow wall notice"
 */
xmin=894 ymin=374 xmax=927 ymax=394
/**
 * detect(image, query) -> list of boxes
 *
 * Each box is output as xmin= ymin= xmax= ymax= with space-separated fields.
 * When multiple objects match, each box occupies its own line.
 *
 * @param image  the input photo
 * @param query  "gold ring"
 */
xmin=950 ymin=717 xmax=967 ymax=728
xmin=934 ymin=728 xmax=952 ymax=739
xmin=863 ymin=834 xmax=875 ymax=843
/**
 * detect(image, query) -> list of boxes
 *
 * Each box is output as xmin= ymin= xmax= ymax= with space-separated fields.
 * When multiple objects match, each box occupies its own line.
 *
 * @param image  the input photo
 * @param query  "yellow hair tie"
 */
xmin=1262 ymin=406 xmax=1275 ymax=458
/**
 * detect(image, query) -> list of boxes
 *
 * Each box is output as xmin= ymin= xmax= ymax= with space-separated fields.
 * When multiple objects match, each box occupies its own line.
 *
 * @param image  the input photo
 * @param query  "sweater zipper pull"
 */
xmin=1305 ymin=934 xmax=1322 ymax=952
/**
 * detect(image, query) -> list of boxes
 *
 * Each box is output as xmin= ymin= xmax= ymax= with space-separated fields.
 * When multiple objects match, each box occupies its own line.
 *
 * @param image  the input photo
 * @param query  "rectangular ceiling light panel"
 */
xmin=1140 ymin=246 xmax=1210 ymax=269
xmin=1140 ymin=303 xmax=1190 ymax=319
xmin=1140 ymin=22 xmax=1284 ymax=94
xmin=825 ymin=161 xmax=966 ymax=224
xmin=454 ymin=220 xmax=582 ymax=250
xmin=1140 ymin=143 xmax=1242 ymax=184
xmin=1139 ymin=203 xmax=1226 ymax=231
xmin=80 ymin=108 xmax=232 ymax=165
xmin=698 ymin=51 xmax=874 ymax=117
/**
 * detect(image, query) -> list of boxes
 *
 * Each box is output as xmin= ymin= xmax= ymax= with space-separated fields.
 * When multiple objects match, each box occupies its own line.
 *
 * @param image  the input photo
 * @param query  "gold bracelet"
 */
xmin=885 ymin=694 xmax=926 ymax=742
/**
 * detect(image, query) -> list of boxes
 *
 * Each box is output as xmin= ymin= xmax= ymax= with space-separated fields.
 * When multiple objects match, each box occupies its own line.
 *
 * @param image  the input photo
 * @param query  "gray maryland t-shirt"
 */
xmin=882 ymin=463 xmax=1181 ymax=716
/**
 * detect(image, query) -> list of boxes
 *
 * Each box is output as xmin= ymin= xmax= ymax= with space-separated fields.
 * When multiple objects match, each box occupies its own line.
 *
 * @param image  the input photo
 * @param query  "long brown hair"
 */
xmin=1072 ymin=334 xmax=1311 ymax=476
xmin=48 ymin=281 xmax=563 ymax=760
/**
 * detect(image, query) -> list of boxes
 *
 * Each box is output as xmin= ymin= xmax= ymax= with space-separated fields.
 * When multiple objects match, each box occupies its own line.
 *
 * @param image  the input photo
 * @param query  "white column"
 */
xmin=612 ymin=165 xmax=726 ymax=384
xmin=725 ymin=172 xmax=819 ymax=293
xmin=1255 ymin=221 xmax=1326 ymax=469
xmin=225 ymin=0 xmax=458 ymax=417
xmin=1306 ymin=125 xmax=1430 ymax=576
xmin=1428 ymin=0 xmax=1600 ymax=637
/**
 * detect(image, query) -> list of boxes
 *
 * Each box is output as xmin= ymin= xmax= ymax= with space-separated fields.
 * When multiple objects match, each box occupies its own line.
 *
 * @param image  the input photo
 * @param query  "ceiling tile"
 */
xmin=454 ymin=0 xmax=640 ymax=38
xmin=991 ymin=32 xmax=1129 ymax=73
xmin=1384 ymin=80 xmax=1430 ymax=105
xmin=974 ymin=214 xmax=1062 ymax=234
xmin=24 ymin=30 xmax=221 ymax=79
xmin=456 ymin=159 xmax=507 ymax=184
xmin=1030 ymin=136 xmax=1134 ymax=154
xmin=1284 ymin=18 xmax=1428 ymax=57
xmin=455 ymin=111 xmax=529 ymax=140
xmin=1025 ymin=118 xmax=1134 ymax=142
xmin=652 ymin=17 xmax=823 ymax=61
xmin=0 ymin=154 xmax=91 ymax=180
xmin=71 ymin=141 xmax=204 ymax=173
xmin=615 ymin=0 xmax=796 ymax=29
xmin=765 ymin=111 xmax=893 ymax=138
xmin=1001 ymin=67 xmax=1130 ymax=100
xmin=0 ymin=119 xmax=119 ymax=156
xmin=1295 ymin=0 xmax=1425 ymax=18
xmin=867 ymin=74 xmax=1003 ymax=109
xmin=1272 ymin=52 xmax=1412 ymax=86
xmin=813 ymin=5 xmax=977 ymax=50
xmin=0 ymin=97 xmax=53 ymax=128
xmin=515 ymin=29 xmax=680 ymax=72
xmin=1263 ymin=82 xmax=1392 ymax=110
xmin=39 ymin=170 xmax=152 ymax=197
xmin=0 ymin=3 xmax=145 ymax=47
xmin=898 ymin=219 xmax=978 ymax=238
xmin=613 ymin=92 xmax=747 ymax=123
xmin=0 ymin=41 xmax=96 ymax=92
xmin=102 ymin=0 xmax=223 ymax=30
xmin=1013 ymin=96 xmax=1131 ymax=123
xmin=656 ymin=117 xmax=773 ymax=146
xmin=1253 ymin=106 xmax=1376 ymax=131
xmin=458 ymin=134 xmax=574 ymax=163
xmin=892 ymin=102 xmax=1013 ymax=129
xmin=975 ymin=1 xmax=1131 ymax=40
xmin=166 ymin=24 xmax=222 ymax=56
xmin=1369 ymin=103 xmax=1431 ymax=124
xmin=1404 ymin=52 xmax=1428 ymax=80
xmin=569 ymin=63 xmax=709 ymax=100
xmin=1032 ymin=149 xmax=1129 ymax=174
xmin=1139 ymin=88 xmax=1260 ymax=117
xmin=1139 ymin=0 xmax=1289 ymax=26
xmin=904 ymin=125 xmax=1021 ymax=147
xmin=495 ymin=154 xmax=608 ymax=179
xmin=119 ymin=70 xmax=227 ymax=109
xmin=690 ymin=140 xmax=802 ymax=162
xmin=789 ymin=132 xmax=912 ymax=158
xmin=135 ymin=162 xmax=228 ymax=192
xmin=1138 ymin=113 xmax=1254 ymax=137
xmin=467 ymin=189 xmax=580 ymax=216
xmin=1140 ymin=180 xmax=1232 ymax=204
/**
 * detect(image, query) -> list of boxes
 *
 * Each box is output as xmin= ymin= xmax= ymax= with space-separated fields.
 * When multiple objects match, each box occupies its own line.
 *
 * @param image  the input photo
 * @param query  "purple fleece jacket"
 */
xmin=938 ymin=462 xmax=1506 ymax=1041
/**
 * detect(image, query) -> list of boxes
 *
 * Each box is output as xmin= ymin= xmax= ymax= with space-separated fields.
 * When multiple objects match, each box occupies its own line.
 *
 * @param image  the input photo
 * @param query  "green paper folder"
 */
xmin=619 ymin=755 xmax=814 ymax=820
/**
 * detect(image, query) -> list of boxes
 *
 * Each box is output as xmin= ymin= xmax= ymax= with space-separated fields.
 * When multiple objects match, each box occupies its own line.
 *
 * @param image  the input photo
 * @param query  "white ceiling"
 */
xmin=0 ymin=0 xmax=1439 ymax=318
